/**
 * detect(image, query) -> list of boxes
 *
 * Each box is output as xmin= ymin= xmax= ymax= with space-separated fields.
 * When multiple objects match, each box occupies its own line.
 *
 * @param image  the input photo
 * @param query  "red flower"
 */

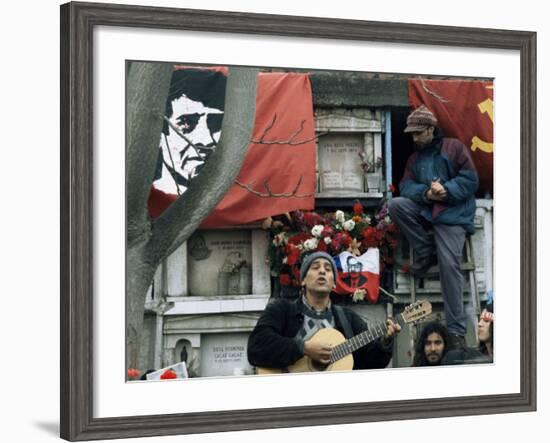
xmin=288 ymin=232 xmax=309 ymax=246
xmin=292 ymin=266 xmax=301 ymax=283
xmin=386 ymin=222 xmax=398 ymax=233
xmin=160 ymin=369 xmax=178 ymax=380
xmin=279 ymin=274 xmax=291 ymax=286
xmin=316 ymin=240 xmax=328 ymax=252
xmin=402 ymin=264 xmax=410 ymax=273
xmin=321 ymin=226 xmax=334 ymax=237
xmin=389 ymin=183 xmax=396 ymax=193
xmin=332 ymin=232 xmax=352 ymax=251
xmin=127 ymin=368 xmax=140 ymax=379
xmin=353 ymin=200 xmax=363 ymax=215
xmin=287 ymin=248 xmax=301 ymax=266
xmin=362 ymin=227 xmax=379 ymax=248
xmin=303 ymin=212 xmax=323 ymax=228
xmin=343 ymin=233 xmax=352 ymax=247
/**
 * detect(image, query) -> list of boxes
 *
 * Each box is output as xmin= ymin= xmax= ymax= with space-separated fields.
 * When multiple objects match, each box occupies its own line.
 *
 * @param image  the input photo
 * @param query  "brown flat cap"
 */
xmin=404 ymin=105 xmax=438 ymax=133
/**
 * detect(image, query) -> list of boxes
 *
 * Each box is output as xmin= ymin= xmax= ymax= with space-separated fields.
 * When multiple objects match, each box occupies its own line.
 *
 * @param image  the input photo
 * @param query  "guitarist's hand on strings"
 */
xmin=304 ymin=340 xmax=332 ymax=365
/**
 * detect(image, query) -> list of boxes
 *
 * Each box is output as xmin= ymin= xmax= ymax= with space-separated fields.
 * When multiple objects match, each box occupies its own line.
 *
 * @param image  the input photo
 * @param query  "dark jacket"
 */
xmin=399 ymin=131 xmax=479 ymax=234
xmin=442 ymin=347 xmax=492 ymax=365
xmin=247 ymin=298 xmax=393 ymax=370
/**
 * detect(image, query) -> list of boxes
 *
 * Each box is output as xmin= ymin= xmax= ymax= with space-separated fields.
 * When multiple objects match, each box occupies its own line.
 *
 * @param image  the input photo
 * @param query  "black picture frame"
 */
xmin=60 ymin=1 xmax=537 ymax=441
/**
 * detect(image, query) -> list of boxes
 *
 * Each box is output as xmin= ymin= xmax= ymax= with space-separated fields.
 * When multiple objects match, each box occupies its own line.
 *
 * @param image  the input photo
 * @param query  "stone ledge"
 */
xmin=164 ymin=294 xmax=270 ymax=315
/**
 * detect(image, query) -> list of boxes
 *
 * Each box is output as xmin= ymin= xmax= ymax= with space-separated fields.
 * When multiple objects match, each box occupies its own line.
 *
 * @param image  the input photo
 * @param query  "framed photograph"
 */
xmin=60 ymin=1 xmax=536 ymax=441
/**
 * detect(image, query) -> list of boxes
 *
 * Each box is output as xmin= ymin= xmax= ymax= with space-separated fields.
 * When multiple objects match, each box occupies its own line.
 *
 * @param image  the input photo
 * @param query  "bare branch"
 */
xmin=234 ymin=175 xmax=314 ymax=198
xmin=258 ymin=113 xmax=277 ymax=142
xmin=251 ymin=132 xmax=327 ymax=146
xmin=420 ymin=78 xmax=450 ymax=103
xmin=251 ymin=112 xmax=327 ymax=146
xmin=288 ymin=120 xmax=306 ymax=143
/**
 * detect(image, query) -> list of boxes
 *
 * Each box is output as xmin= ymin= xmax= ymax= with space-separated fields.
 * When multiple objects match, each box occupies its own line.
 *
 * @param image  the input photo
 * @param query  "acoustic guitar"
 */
xmin=256 ymin=300 xmax=432 ymax=375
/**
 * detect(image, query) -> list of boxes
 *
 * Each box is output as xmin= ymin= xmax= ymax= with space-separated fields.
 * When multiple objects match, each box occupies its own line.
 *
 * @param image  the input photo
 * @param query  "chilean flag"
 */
xmin=333 ymin=249 xmax=380 ymax=303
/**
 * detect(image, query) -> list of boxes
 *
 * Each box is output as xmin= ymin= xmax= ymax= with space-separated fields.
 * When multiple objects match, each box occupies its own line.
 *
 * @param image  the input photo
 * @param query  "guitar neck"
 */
xmin=330 ymin=313 xmax=405 ymax=363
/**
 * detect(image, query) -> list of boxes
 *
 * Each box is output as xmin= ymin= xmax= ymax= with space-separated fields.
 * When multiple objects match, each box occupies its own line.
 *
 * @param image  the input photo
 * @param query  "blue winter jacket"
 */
xmin=399 ymin=132 xmax=479 ymax=234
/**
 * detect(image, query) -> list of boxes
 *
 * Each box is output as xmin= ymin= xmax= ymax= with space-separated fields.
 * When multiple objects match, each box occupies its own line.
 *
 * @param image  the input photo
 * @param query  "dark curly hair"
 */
xmin=412 ymin=321 xmax=450 ymax=367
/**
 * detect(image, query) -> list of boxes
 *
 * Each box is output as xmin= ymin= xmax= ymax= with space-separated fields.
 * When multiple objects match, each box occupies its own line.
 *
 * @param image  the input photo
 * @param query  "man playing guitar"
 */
xmin=247 ymin=251 xmax=402 ymax=373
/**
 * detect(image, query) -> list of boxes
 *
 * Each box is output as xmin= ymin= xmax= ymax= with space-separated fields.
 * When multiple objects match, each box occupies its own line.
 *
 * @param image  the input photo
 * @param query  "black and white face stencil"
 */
xmin=153 ymin=69 xmax=226 ymax=195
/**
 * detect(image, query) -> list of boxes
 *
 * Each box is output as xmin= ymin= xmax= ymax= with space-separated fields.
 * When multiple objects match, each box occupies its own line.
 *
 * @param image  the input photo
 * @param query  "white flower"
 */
xmin=324 ymin=237 xmax=332 ymax=245
xmin=303 ymin=238 xmax=319 ymax=251
xmin=342 ymin=219 xmax=356 ymax=231
xmin=384 ymin=216 xmax=391 ymax=224
xmin=352 ymin=289 xmax=366 ymax=303
xmin=311 ymin=224 xmax=324 ymax=238
xmin=335 ymin=210 xmax=345 ymax=223
xmin=364 ymin=216 xmax=372 ymax=225
xmin=272 ymin=233 xmax=286 ymax=246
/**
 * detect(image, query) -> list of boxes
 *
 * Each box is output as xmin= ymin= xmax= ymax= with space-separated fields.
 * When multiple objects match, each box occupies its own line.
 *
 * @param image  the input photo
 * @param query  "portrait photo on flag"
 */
xmin=333 ymin=249 xmax=381 ymax=303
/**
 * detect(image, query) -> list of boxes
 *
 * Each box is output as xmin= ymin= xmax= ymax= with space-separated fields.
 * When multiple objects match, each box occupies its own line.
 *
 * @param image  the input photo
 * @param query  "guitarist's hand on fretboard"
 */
xmin=304 ymin=339 xmax=332 ymax=365
xmin=384 ymin=318 xmax=402 ymax=341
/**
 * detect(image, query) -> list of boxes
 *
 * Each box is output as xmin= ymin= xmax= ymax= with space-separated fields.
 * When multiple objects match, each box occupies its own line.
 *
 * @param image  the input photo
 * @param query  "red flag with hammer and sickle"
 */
xmin=408 ymin=79 xmax=494 ymax=195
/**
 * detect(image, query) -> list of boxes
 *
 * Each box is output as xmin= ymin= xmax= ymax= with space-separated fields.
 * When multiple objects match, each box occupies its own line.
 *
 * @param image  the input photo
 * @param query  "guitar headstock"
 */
xmin=401 ymin=300 xmax=432 ymax=324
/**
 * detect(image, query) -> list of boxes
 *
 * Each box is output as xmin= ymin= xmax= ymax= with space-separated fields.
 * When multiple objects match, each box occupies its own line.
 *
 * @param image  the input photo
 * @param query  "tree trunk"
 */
xmin=126 ymin=62 xmax=172 ymax=370
xmin=126 ymin=241 xmax=158 ymax=370
xmin=125 ymin=65 xmax=258 ymax=371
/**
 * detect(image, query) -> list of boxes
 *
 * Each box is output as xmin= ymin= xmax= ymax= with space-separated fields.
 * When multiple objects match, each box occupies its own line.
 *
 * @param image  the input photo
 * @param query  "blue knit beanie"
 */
xmin=299 ymin=251 xmax=338 ymax=281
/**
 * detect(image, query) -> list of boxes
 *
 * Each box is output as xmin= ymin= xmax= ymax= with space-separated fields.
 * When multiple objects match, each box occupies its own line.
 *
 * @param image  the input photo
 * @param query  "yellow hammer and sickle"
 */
xmin=470 ymin=96 xmax=494 ymax=153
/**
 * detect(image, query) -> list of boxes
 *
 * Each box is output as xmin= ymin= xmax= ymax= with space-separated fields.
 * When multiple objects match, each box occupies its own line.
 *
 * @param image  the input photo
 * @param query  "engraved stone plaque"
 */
xmin=188 ymin=230 xmax=252 ymax=296
xmin=199 ymin=333 xmax=254 ymax=377
xmin=318 ymin=133 xmax=365 ymax=193
xmin=366 ymin=173 xmax=382 ymax=193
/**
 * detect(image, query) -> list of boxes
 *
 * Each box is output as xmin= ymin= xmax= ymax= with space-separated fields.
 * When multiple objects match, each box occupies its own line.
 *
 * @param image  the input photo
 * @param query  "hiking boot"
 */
xmin=410 ymin=255 xmax=438 ymax=276
xmin=448 ymin=334 xmax=466 ymax=350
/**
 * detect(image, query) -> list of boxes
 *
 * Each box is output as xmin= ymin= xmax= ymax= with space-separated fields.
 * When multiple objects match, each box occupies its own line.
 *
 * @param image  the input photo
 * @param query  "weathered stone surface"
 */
xmin=318 ymin=133 xmax=365 ymax=193
xmin=187 ymin=230 xmax=252 ymax=297
xmin=199 ymin=333 xmax=254 ymax=377
xmin=310 ymin=73 xmax=409 ymax=108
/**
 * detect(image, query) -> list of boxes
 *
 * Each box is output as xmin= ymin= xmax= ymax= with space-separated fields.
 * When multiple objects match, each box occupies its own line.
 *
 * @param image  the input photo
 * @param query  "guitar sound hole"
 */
xmin=311 ymin=360 xmax=330 ymax=371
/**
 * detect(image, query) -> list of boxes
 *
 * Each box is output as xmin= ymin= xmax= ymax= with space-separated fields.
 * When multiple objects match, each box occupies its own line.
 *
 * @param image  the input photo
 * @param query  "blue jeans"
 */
xmin=388 ymin=197 xmax=467 ymax=336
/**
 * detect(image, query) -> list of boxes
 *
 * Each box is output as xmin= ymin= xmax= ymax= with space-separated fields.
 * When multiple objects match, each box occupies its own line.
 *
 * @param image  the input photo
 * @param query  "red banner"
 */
xmin=408 ymin=79 xmax=494 ymax=195
xmin=149 ymin=71 xmax=316 ymax=227
xmin=201 ymin=72 xmax=316 ymax=227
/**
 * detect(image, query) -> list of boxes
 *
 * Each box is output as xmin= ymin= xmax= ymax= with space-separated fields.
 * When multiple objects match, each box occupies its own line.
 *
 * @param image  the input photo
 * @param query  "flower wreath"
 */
xmin=265 ymin=200 xmax=399 ymax=301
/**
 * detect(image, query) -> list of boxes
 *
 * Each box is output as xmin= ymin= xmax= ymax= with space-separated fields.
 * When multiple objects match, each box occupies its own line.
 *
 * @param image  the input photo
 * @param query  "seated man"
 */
xmin=388 ymin=105 xmax=479 ymax=350
xmin=412 ymin=321 xmax=450 ymax=367
xmin=247 ymin=251 xmax=400 ymax=372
